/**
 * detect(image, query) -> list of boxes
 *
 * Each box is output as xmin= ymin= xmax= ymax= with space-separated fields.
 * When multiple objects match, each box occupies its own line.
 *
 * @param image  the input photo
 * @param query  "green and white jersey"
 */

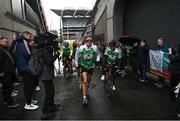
xmin=75 ymin=44 xmax=100 ymax=69
xmin=104 ymin=47 xmax=121 ymax=65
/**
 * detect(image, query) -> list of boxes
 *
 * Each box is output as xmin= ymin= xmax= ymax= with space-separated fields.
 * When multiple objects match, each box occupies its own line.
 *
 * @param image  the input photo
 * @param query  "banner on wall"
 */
xmin=149 ymin=50 xmax=171 ymax=79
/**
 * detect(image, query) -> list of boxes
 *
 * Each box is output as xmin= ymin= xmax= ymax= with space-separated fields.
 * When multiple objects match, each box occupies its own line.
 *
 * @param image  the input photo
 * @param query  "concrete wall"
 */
xmin=94 ymin=8 xmax=107 ymax=42
xmin=113 ymin=0 xmax=180 ymax=47
xmin=94 ymin=0 xmax=107 ymax=26
xmin=0 ymin=0 xmax=37 ymax=41
xmin=113 ymin=0 xmax=127 ymax=40
xmin=93 ymin=0 xmax=116 ymax=42
xmin=106 ymin=0 xmax=115 ymax=41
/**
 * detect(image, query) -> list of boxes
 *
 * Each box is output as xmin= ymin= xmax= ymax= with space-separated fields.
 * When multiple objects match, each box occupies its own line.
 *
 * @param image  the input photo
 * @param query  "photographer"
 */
xmin=37 ymin=33 xmax=60 ymax=119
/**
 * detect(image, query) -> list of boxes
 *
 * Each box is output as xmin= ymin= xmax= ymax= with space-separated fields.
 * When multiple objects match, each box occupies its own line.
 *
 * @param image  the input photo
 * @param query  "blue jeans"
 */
xmin=139 ymin=64 xmax=147 ymax=81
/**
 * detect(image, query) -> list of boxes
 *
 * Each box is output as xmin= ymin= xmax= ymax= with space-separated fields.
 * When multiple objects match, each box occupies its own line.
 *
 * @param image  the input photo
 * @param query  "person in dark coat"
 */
xmin=129 ymin=42 xmax=139 ymax=78
xmin=9 ymin=32 xmax=20 ymax=85
xmin=119 ymin=42 xmax=128 ymax=71
xmin=8 ymin=33 xmax=20 ymax=96
xmin=39 ymin=42 xmax=60 ymax=119
xmin=0 ymin=37 xmax=19 ymax=108
xmin=168 ymin=44 xmax=180 ymax=117
xmin=137 ymin=40 xmax=149 ymax=82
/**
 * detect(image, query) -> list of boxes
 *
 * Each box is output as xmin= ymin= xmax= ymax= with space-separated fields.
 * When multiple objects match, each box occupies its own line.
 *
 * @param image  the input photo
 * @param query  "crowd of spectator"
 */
xmin=0 ymin=32 xmax=180 ymax=118
xmin=0 ymin=31 xmax=60 ymax=119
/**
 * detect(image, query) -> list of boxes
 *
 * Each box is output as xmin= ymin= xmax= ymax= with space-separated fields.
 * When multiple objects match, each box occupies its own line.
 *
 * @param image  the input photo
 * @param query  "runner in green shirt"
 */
xmin=75 ymin=37 xmax=100 ymax=105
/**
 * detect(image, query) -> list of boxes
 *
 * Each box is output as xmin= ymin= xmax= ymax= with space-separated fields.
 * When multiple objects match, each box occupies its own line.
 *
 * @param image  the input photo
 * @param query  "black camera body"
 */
xmin=34 ymin=32 xmax=59 ymax=51
xmin=34 ymin=32 xmax=58 ymax=48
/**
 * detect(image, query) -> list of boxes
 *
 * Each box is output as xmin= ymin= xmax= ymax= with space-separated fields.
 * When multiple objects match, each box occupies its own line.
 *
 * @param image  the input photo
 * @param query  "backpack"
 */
xmin=28 ymin=48 xmax=44 ymax=76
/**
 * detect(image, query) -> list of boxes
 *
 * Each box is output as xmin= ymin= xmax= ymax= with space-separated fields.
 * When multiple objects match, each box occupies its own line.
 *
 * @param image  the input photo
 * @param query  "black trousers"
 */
xmin=42 ymin=79 xmax=55 ymax=114
xmin=170 ymin=74 xmax=180 ymax=114
xmin=170 ymin=74 xmax=179 ymax=88
xmin=32 ymin=75 xmax=39 ymax=87
xmin=176 ymin=93 xmax=180 ymax=114
xmin=2 ymin=72 xmax=14 ymax=104
xmin=12 ymin=71 xmax=19 ymax=83
xmin=176 ymin=92 xmax=180 ymax=114
xmin=170 ymin=74 xmax=180 ymax=101
xmin=20 ymin=71 xmax=35 ymax=105
xmin=131 ymin=62 xmax=138 ymax=78
xmin=102 ymin=64 xmax=117 ymax=85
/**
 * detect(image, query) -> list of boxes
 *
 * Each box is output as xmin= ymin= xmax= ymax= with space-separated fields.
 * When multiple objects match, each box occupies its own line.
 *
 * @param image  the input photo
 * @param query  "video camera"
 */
xmin=34 ymin=32 xmax=59 ymax=51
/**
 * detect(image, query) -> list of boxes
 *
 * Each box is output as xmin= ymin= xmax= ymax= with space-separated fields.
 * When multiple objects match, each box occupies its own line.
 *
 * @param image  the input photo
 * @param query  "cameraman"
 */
xmin=38 ymin=37 xmax=60 ymax=119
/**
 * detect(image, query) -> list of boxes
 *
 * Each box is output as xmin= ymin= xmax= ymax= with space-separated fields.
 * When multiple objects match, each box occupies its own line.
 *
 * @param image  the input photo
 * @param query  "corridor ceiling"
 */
xmin=51 ymin=9 xmax=92 ymax=17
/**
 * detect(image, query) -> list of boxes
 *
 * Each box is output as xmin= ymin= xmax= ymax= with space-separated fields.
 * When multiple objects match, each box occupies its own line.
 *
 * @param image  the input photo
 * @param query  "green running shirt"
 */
xmin=104 ymin=47 xmax=121 ymax=65
xmin=75 ymin=44 xmax=100 ymax=69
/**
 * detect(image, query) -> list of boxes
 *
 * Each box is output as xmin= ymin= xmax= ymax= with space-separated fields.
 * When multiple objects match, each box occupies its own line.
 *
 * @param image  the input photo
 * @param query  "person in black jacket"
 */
xmin=9 ymin=32 xmax=20 ymax=86
xmin=0 ymin=37 xmax=19 ymax=108
xmin=137 ymin=40 xmax=149 ymax=82
xmin=129 ymin=42 xmax=139 ymax=79
xmin=9 ymin=32 xmax=20 ymax=96
xmin=39 ymin=42 xmax=60 ymax=119
xmin=119 ymin=42 xmax=128 ymax=71
xmin=168 ymin=44 xmax=180 ymax=117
